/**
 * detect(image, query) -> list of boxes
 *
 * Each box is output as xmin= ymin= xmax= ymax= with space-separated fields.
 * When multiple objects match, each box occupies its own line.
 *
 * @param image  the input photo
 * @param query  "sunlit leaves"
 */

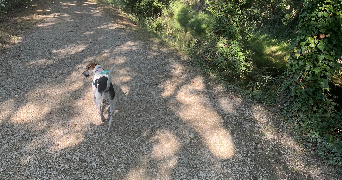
xmin=284 ymin=0 xmax=342 ymax=165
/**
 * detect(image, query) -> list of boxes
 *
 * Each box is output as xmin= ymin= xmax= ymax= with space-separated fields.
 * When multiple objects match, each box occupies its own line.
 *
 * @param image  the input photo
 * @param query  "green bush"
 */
xmin=122 ymin=0 xmax=169 ymax=18
xmin=284 ymin=0 xmax=342 ymax=165
xmin=172 ymin=2 xmax=213 ymax=37
xmin=205 ymin=37 xmax=253 ymax=81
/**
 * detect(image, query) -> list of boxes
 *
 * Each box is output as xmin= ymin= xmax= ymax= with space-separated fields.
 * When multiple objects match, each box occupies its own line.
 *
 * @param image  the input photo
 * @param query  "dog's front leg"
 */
xmin=96 ymin=100 xmax=106 ymax=123
xmin=94 ymin=95 xmax=102 ymax=115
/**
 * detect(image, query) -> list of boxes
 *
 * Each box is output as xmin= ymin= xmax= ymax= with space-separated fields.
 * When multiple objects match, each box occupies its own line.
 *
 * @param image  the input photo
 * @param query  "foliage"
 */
xmin=207 ymin=0 xmax=303 ymax=39
xmin=197 ymin=0 xmax=254 ymax=81
xmin=284 ymin=0 xmax=342 ymax=165
xmin=139 ymin=1 xmax=215 ymax=52
xmin=0 ymin=0 xmax=32 ymax=12
xmin=193 ymin=36 xmax=253 ymax=82
xmin=121 ymin=0 xmax=169 ymax=18
xmin=172 ymin=2 xmax=213 ymax=37
xmin=247 ymin=33 xmax=291 ymax=76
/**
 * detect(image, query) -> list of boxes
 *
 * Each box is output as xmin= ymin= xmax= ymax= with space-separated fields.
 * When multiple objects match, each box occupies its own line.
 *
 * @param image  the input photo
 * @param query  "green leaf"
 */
xmin=317 ymin=41 xmax=325 ymax=51
xmin=319 ymin=28 xmax=327 ymax=33
xmin=318 ymin=12 xmax=323 ymax=17
xmin=309 ymin=42 xmax=316 ymax=48
xmin=318 ymin=55 xmax=325 ymax=61
xmin=308 ymin=37 xmax=314 ymax=44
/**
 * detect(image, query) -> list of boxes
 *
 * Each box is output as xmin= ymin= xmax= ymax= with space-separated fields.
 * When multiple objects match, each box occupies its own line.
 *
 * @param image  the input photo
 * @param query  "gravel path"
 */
xmin=0 ymin=0 xmax=341 ymax=179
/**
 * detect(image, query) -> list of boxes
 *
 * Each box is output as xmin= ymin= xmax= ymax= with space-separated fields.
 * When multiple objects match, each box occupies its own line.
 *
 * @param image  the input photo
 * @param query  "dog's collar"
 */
xmin=98 ymin=71 xmax=112 ymax=77
xmin=99 ymin=71 xmax=110 ymax=75
xmin=92 ymin=71 xmax=112 ymax=86
xmin=94 ymin=69 xmax=111 ymax=76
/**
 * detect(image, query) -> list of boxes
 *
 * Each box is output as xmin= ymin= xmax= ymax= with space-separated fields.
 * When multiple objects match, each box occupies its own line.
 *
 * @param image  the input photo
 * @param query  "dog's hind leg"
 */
xmin=108 ymin=100 xmax=115 ymax=130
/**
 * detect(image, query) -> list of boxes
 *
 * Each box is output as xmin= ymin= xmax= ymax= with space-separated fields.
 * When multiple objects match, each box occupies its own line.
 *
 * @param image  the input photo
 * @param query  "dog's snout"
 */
xmin=82 ymin=71 xmax=90 ymax=77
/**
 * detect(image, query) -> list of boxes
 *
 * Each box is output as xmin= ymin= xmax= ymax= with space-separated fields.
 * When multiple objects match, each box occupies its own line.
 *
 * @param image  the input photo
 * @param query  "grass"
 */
xmin=248 ymin=32 xmax=291 ymax=76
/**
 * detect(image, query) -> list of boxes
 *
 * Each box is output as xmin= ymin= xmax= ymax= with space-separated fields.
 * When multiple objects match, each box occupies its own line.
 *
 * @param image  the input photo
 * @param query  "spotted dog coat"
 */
xmin=83 ymin=63 xmax=116 ymax=130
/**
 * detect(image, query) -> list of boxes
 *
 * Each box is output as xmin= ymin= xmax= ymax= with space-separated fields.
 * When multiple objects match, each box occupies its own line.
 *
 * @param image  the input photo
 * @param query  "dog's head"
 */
xmin=82 ymin=63 xmax=99 ymax=78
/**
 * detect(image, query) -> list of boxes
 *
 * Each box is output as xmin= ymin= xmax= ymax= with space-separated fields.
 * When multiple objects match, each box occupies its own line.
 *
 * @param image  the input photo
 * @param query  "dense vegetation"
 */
xmin=284 ymin=0 xmax=342 ymax=165
xmin=105 ymin=0 xmax=342 ymax=165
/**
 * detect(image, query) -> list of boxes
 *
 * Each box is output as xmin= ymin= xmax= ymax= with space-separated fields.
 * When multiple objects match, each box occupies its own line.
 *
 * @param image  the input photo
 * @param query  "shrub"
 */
xmin=172 ymin=2 xmax=213 ymax=37
xmin=122 ymin=0 xmax=169 ymax=18
xmin=212 ymin=38 xmax=253 ymax=80
xmin=284 ymin=0 xmax=342 ymax=165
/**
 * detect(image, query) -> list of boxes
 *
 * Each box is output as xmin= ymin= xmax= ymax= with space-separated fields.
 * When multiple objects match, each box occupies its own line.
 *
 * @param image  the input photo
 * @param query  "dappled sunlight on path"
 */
xmin=175 ymin=76 xmax=234 ymax=159
xmin=0 ymin=0 xmax=138 ymax=178
xmin=5 ymin=64 xmax=105 ymax=152
xmin=124 ymin=130 xmax=180 ymax=180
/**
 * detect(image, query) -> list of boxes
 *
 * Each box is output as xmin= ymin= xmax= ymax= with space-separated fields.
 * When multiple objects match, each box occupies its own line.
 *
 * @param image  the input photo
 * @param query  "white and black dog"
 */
xmin=83 ymin=63 xmax=116 ymax=130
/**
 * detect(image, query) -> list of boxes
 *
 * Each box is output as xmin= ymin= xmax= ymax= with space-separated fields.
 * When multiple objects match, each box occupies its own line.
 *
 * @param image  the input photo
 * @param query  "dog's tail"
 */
xmin=107 ymin=65 xmax=115 ymax=88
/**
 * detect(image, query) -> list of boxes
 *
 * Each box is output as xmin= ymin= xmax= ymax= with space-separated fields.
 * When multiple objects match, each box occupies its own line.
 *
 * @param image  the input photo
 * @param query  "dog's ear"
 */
xmin=86 ymin=63 xmax=96 ymax=71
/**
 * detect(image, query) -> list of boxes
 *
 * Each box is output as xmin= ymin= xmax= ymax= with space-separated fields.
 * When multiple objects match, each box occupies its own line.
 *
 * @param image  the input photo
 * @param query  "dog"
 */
xmin=82 ymin=63 xmax=116 ymax=130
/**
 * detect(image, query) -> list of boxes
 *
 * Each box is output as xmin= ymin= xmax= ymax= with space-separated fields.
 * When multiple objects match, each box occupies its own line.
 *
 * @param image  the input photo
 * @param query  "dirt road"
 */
xmin=0 ymin=0 xmax=340 ymax=179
